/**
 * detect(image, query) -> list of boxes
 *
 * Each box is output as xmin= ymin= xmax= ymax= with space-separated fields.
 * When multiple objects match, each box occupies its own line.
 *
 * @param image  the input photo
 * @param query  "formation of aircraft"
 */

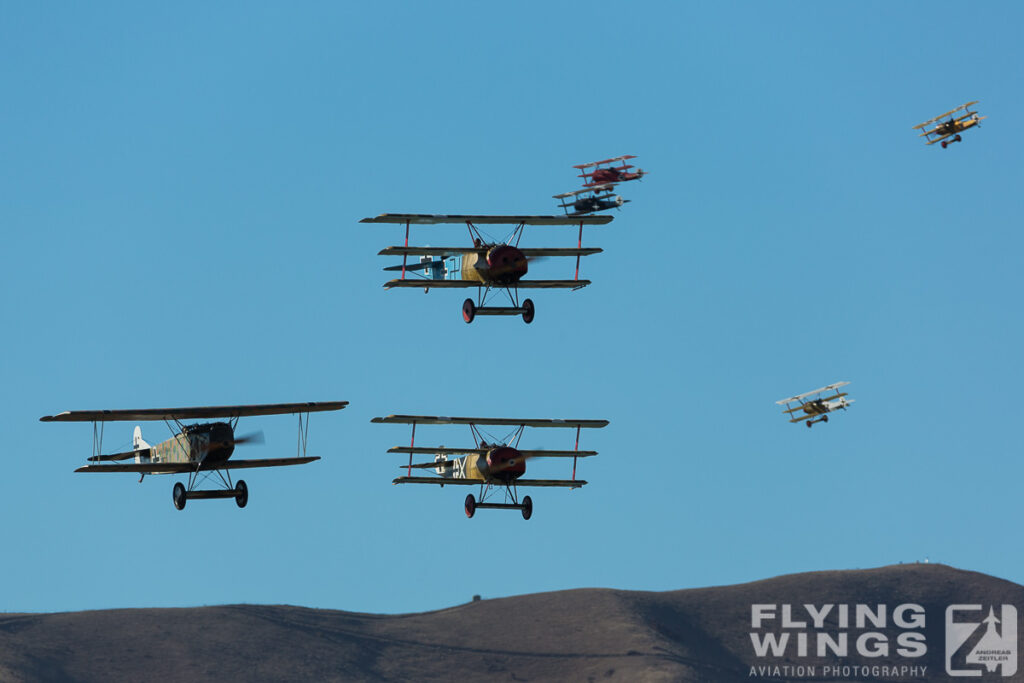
xmin=372 ymin=414 xmax=608 ymax=519
xmin=553 ymin=155 xmax=645 ymax=216
xmin=913 ymin=101 xmax=984 ymax=148
xmin=361 ymin=213 xmax=611 ymax=323
xmin=41 ymin=401 xmax=348 ymax=509
xmin=57 ymin=127 xmax=1006 ymax=508
xmin=776 ymin=383 xmax=853 ymax=428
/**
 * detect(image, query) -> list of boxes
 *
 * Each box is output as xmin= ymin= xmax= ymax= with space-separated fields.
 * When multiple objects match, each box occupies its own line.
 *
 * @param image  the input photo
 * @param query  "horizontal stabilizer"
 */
xmin=87 ymin=448 xmax=150 ymax=463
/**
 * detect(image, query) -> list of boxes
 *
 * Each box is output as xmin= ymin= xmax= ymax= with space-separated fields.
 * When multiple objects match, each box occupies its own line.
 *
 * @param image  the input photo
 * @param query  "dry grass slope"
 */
xmin=0 ymin=564 xmax=1020 ymax=682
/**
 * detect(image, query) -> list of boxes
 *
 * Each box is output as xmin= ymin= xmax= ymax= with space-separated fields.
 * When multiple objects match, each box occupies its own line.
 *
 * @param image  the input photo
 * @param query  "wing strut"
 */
xmin=402 ymin=219 xmax=410 ymax=280
xmin=407 ymin=421 xmax=416 ymax=477
xmin=575 ymin=220 xmax=584 ymax=281
xmin=572 ymin=425 xmax=581 ymax=481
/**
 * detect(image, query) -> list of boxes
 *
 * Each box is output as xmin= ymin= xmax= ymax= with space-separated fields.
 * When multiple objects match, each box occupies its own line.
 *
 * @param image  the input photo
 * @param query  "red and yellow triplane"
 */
xmin=373 ymin=414 xmax=608 ymax=519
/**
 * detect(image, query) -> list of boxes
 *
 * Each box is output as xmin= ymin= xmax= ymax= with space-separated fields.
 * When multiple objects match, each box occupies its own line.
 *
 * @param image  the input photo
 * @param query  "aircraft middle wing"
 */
xmin=392 ymin=476 xmax=587 ymax=487
xmin=361 ymin=214 xmax=613 ymax=226
xmin=389 ymin=446 xmax=599 ymax=457
xmin=374 ymin=416 xmax=609 ymax=429
xmin=384 ymin=279 xmax=592 ymax=289
xmin=379 ymin=246 xmax=478 ymax=257
xmin=379 ymin=246 xmax=602 ymax=257
xmin=75 ymin=456 xmax=320 ymax=473
xmin=42 ymin=402 xmax=349 ymax=422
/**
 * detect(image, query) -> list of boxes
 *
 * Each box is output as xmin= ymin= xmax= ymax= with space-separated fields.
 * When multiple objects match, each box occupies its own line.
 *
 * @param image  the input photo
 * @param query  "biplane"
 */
xmin=361 ymin=213 xmax=612 ymax=324
xmin=575 ymin=155 xmax=645 ymax=187
xmin=372 ymin=414 xmax=608 ymax=519
xmin=913 ymin=102 xmax=984 ymax=148
xmin=776 ymin=382 xmax=853 ymax=428
xmin=552 ymin=184 xmax=628 ymax=216
xmin=40 ymin=401 xmax=348 ymax=509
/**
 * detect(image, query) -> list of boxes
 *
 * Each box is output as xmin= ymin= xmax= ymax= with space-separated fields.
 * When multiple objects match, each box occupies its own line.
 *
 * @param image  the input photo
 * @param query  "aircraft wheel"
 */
xmin=521 ymin=495 xmax=533 ymax=521
xmin=941 ymin=141 xmax=947 ymax=149
xmin=522 ymin=298 xmax=535 ymax=324
xmin=822 ymin=415 xmax=829 ymax=423
xmin=806 ymin=421 xmax=813 ymax=429
xmin=462 ymin=298 xmax=476 ymax=324
xmin=955 ymin=134 xmax=962 ymax=142
xmin=235 ymin=479 xmax=248 ymax=508
xmin=173 ymin=482 xmax=187 ymax=510
xmin=464 ymin=494 xmax=476 ymax=518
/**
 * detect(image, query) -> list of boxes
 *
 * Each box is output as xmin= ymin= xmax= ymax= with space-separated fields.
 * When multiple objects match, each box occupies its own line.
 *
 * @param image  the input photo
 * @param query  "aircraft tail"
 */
xmin=133 ymin=426 xmax=151 ymax=451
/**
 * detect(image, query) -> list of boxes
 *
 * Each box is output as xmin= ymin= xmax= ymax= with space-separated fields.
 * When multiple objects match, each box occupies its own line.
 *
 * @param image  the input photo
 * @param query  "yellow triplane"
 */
xmin=913 ymin=101 xmax=984 ymax=149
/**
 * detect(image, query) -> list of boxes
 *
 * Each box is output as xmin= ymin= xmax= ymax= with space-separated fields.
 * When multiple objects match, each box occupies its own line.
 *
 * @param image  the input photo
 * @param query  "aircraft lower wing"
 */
xmin=924 ymin=132 xmax=955 ymax=144
xmin=75 ymin=457 xmax=320 ymax=473
xmin=393 ymin=476 xmax=586 ymax=488
xmin=788 ymin=414 xmax=815 ymax=424
xmin=384 ymin=279 xmax=591 ymax=289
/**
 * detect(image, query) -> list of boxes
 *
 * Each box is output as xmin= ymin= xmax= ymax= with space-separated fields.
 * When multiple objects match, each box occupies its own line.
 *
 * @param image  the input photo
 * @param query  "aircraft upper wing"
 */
xmin=392 ymin=476 xmax=586 ymax=488
xmin=361 ymin=214 xmax=613 ymax=226
xmin=775 ymin=382 xmax=849 ymax=405
xmin=378 ymin=246 xmax=602 ymax=257
xmin=572 ymin=155 xmax=637 ymax=169
xmin=41 ymin=402 xmax=349 ymax=422
xmin=388 ymin=446 xmax=599 ymax=457
xmin=384 ymin=279 xmax=591 ymax=289
xmin=374 ymin=415 xmax=608 ymax=428
xmin=75 ymin=456 xmax=320 ymax=473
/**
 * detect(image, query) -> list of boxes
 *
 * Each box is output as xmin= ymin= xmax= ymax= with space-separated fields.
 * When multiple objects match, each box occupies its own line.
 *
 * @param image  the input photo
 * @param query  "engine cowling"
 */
xmin=485 ymin=446 xmax=525 ymax=483
xmin=485 ymin=245 xmax=528 ymax=285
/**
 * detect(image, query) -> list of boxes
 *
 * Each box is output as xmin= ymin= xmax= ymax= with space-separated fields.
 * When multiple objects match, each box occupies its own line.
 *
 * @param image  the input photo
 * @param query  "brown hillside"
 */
xmin=0 ymin=564 xmax=1020 ymax=682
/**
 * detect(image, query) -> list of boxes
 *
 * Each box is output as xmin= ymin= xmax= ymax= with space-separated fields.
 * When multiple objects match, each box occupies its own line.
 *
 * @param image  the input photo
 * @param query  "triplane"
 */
xmin=553 ymin=184 xmax=628 ymax=216
xmin=776 ymin=382 xmax=853 ymax=428
xmin=574 ymin=155 xmax=646 ymax=187
xmin=913 ymin=102 xmax=984 ymax=148
xmin=361 ymin=213 xmax=611 ymax=324
xmin=41 ymin=401 xmax=348 ymax=509
xmin=372 ymin=414 xmax=608 ymax=519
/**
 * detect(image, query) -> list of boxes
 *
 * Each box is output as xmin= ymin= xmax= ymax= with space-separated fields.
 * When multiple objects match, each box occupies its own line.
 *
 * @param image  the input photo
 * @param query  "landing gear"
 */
xmin=522 ymin=298 xmax=535 ymax=324
xmin=521 ymin=495 xmax=533 ymax=520
xmin=462 ymin=298 xmax=476 ymax=323
xmin=955 ymin=134 xmax=962 ymax=142
xmin=822 ymin=415 xmax=829 ymax=423
xmin=806 ymin=420 xmax=813 ymax=429
xmin=235 ymin=479 xmax=248 ymax=508
xmin=941 ymin=141 xmax=948 ymax=149
xmin=173 ymin=482 xmax=187 ymax=510
xmin=465 ymin=493 xmax=476 ymax=518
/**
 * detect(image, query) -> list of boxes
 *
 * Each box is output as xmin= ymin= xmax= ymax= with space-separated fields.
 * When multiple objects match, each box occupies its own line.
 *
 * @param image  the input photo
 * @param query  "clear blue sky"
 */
xmin=2 ymin=2 xmax=1022 ymax=614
